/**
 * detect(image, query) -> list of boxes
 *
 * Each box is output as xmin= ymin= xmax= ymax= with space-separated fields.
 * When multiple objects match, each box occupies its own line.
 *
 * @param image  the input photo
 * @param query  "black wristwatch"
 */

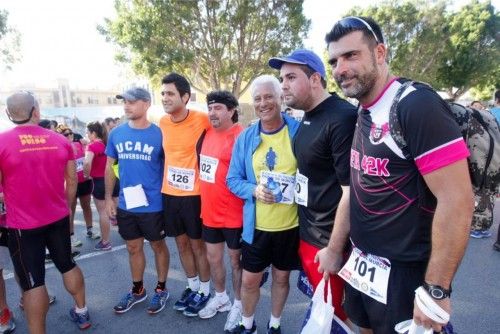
xmin=423 ymin=282 xmax=452 ymax=300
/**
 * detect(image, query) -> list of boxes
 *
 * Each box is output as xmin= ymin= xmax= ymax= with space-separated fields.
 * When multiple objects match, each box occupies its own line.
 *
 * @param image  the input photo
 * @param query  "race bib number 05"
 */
xmin=199 ymin=155 xmax=219 ymax=184
xmin=167 ymin=166 xmax=195 ymax=191
xmin=339 ymin=246 xmax=391 ymax=304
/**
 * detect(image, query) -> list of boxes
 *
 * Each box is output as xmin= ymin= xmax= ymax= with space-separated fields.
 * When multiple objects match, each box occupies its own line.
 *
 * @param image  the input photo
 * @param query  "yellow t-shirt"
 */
xmin=252 ymin=125 xmax=298 ymax=231
xmin=159 ymin=110 xmax=210 ymax=196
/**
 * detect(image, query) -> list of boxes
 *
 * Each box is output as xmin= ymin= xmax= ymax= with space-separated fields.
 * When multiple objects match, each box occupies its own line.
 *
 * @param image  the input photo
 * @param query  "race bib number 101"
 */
xmin=339 ymin=246 xmax=391 ymax=304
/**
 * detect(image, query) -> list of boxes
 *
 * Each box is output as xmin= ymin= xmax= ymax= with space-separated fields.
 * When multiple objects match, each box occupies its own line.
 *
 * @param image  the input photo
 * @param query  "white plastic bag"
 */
xmin=395 ymin=320 xmax=433 ymax=334
xmin=301 ymin=278 xmax=333 ymax=334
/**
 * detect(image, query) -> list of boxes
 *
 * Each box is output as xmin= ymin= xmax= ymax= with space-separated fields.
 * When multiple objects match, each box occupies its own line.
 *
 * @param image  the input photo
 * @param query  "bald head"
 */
xmin=6 ymin=91 xmax=39 ymax=124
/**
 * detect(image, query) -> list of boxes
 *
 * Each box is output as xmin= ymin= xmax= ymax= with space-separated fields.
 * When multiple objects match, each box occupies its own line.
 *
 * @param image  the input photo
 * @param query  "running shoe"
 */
xmin=86 ymin=229 xmax=101 ymax=240
xmin=227 ymin=322 xmax=257 ymax=334
xmin=71 ymin=235 xmax=83 ymax=247
xmin=69 ymin=307 xmax=91 ymax=330
xmin=198 ymin=295 xmax=231 ymax=319
xmin=147 ymin=289 xmax=169 ymax=314
xmin=224 ymin=304 xmax=242 ymax=333
xmin=109 ymin=217 xmax=118 ymax=226
xmin=94 ymin=240 xmax=112 ymax=251
xmin=114 ymin=289 xmax=147 ymax=313
xmin=19 ymin=294 xmax=56 ymax=309
xmin=72 ymin=249 xmax=81 ymax=259
xmin=173 ymin=287 xmax=196 ymax=311
xmin=470 ymin=230 xmax=492 ymax=239
xmin=267 ymin=321 xmax=281 ymax=334
xmin=183 ymin=291 xmax=211 ymax=317
xmin=494 ymin=241 xmax=500 ymax=252
xmin=0 ymin=308 xmax=15 ymax=334
xmin=260 ymin=266 xmax=269 ymax=287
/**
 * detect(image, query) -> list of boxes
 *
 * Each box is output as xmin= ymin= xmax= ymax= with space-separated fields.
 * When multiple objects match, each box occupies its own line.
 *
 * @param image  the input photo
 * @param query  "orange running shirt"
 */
xmin=200 ymin=124 xmax=244 ymax=228
xmin=160 ymin=110 xmax=210 ymax=196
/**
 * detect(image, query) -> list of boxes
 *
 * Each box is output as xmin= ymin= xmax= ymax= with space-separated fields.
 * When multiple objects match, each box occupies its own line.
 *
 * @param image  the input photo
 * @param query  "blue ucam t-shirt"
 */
xmin=105 ymin=122 xmax=164 ymax=213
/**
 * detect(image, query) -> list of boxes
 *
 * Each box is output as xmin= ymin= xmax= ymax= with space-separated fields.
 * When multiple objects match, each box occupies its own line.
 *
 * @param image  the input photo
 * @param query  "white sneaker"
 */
xmin=224 ymin=304 xmax=242 ymax=331
xmin=198 ymin=296 xmax=231 ymax=319
xmin=71 ymin=235 xmax=83 ymax=247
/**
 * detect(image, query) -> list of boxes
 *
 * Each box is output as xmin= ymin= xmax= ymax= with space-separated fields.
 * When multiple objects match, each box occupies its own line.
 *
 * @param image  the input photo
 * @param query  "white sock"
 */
xmin=269 ymin=314 xmax=281 ymax=328
xmin=242 ymin=315 xmax=254 ymax=329
xmin=200 ymin=280 xmax=210 ymax=295
xmin=215 ymin=290 xmax=228 ymax=301
xmin=187 ymin=276 xmax=200 ymax=291
xmin=75 ymin=305 xmax=88 ymax=314
xmin=233 ymin=299 xmax=242 ymax=309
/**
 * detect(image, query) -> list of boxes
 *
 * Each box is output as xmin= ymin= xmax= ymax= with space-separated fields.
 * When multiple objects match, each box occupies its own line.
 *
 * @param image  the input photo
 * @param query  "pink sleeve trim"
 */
xmin=415 ymin=138 xmax=469 ymax=175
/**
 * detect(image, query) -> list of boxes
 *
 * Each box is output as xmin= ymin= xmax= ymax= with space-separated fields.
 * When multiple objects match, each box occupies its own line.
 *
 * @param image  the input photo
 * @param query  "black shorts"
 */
xmin=241 ymin=227 xmax=300 ymax=273
xmin=0 ymin=227 xmax=7 ymax=247
xmin=92 ymin=177 xmax=119 ymax=200
xmin=162 ymin=194 xmax=202 ymax=239
xmin=8 ymin=216 xmax=76 ymax=291
xmin=117 ymin=208 xmax=166 ymax=241
xmin=202 ymin=225 xmax=242 ymax=250
xmin=76 ymin=179 xmax=93 ymax=197
xmin=343 ymin=260 xmax=427 ymax=333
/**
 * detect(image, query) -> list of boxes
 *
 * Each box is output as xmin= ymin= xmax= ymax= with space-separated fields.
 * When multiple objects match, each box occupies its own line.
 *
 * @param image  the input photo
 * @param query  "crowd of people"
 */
xmin=0 ymin=16 xmax=498 ymax=334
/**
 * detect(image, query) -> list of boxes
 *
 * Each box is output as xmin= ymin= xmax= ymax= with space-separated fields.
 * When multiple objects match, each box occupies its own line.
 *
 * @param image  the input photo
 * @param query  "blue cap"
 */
xmin=268 ymin=49 xmax=326 ymax=79
xmin=116 ymin=87 xmax=151 ymax=102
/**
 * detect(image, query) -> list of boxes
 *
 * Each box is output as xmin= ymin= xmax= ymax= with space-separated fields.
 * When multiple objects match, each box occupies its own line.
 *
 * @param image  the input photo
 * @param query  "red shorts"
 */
xmin=298 ymin=239 xmax=348 ymax=321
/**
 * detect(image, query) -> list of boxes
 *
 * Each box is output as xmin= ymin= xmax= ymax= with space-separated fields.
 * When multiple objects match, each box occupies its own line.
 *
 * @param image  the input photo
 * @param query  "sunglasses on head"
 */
xmin=338 ymin=16 xmax=381 ymax=44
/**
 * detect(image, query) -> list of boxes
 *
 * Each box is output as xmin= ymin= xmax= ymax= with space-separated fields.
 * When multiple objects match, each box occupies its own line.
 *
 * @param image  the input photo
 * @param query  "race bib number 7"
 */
xmin=167 ymin=166 xmax=195 ymax=191
xmin=339 ymin=246 xmax=391 ymax=304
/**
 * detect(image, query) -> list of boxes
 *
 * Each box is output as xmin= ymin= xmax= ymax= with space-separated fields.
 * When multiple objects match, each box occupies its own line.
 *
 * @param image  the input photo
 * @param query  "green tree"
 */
xmin=99 ymin=0 xmax=310 ymax=97
xmin=348 ymin=0 xmax=499 ymax=100
xmin=0 ymin=9 xmax=21 ymax=71
xmin=436 ymin=0 xmax=499 ymax=100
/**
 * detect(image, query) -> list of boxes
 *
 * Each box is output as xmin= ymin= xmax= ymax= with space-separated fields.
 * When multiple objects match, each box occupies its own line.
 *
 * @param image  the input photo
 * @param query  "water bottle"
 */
xmin=267 ymin=177 xmax=282 ymax=203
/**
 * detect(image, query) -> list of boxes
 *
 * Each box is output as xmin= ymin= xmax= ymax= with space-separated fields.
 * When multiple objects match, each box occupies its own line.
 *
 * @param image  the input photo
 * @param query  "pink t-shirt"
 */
xmin=0 ymin=125 xmax=74 ymax=229
xmin=87 ymin=140 xmax=106 ymax=178
xmin=72 ymin=141 xmax=86 ymax=183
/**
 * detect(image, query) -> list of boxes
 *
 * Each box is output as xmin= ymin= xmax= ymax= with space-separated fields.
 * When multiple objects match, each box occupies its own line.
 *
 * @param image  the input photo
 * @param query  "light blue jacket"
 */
xmin=226 ymin=114 xmax=300 ymax=244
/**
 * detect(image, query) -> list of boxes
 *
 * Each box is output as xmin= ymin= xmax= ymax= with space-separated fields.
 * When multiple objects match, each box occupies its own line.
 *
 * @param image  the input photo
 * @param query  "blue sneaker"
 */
xmin=470 ymin=230 xmax=492 ymax=238
xmin=182 ymin=291 xmax=211 ymax=317
xmin=173 ymin=287 xmax=196 ymax=311
xmin=147 ymin=289 xmax=170 ymax=314
xmin=114 ymin=289 xmax=147 ymax=313
xmin=69 ymin=307 xmax=91 ymax=330
xmin=227 ymin=322 xmax=257 ymax=334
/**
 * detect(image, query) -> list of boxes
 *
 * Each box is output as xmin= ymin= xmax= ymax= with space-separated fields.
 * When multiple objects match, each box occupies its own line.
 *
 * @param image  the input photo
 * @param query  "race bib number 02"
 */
xmin=260 ymin=171 xmax=295 ymax=205
xmin=294 ymin=170 xmax=308 ymax=207
xmin=199 ymin=155 xmax=219 ymax=184
xmin=167 ymin=166 xmax=195 ymax=191
xmin=339 ymin=246 xmax=391 ymax=304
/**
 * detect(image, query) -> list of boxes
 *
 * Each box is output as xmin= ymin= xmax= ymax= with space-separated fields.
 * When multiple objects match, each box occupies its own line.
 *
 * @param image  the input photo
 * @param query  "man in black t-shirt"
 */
xmin=323 ymin=17 xmax=473 ymax=333
xmin=269 ymin=49 xmax=357 ymax=324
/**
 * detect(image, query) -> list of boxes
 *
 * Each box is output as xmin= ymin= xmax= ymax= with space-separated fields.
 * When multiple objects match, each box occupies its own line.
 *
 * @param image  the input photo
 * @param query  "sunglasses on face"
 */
xmin=63 ymin=132 xmax=73 ymax=137
xmin=337 ymin=16 xmax=381 ymax=44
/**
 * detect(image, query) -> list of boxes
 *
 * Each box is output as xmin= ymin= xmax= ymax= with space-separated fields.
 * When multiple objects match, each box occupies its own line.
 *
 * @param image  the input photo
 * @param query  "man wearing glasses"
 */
xmin=0 ymin=91 xmax=91 ymax=332
xmin=321 ymin=17 xmax=473 ymax=333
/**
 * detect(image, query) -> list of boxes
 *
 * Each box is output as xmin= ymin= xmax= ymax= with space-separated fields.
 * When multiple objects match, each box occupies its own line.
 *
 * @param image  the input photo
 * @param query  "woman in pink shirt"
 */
xmin=56 ymin=125 xmax=97 ymax=246
xmin=83 ymin=122 xmax=112 ymax=251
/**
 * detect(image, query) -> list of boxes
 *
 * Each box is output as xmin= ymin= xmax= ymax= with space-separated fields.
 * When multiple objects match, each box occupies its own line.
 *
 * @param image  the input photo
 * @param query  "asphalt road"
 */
xmin=4 ymin=199 xmax=500 ymax=333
